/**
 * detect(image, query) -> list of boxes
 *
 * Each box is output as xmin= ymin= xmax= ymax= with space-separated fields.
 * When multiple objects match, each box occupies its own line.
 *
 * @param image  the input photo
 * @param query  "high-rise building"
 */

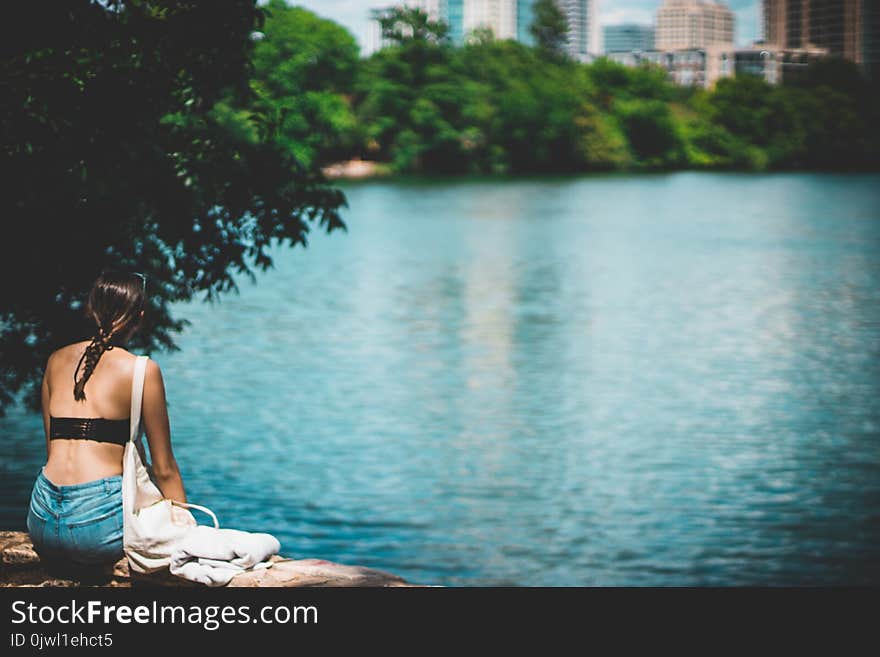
xmin=604 ymin=23 xmax=655 ymax=53
xmin=463 ymin=0 xmax=518 ymax=41
xmin=446 ymin=0 xmax=466 ymax=44
xmin=763 ymin=0 xmax=788 ymax=46
xmin=655 ymin=0 xmax=735 ymax=50
xmin=607 ymin=48 xmax=734 ymax=88
xmin=517 ymin=0 xmax=536 ymax=45
xmin=556 ymin=1 xmax=603 ymax=59
xmin=865 ymin=0 xmax=880 ymax=80
xmin=762 ymin=0 xmax=874 ymax=67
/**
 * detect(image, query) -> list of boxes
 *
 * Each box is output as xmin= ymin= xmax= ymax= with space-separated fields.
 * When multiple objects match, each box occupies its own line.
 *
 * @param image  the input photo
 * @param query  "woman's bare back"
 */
xmin=42 ymin=341 xmax=137 ymax=485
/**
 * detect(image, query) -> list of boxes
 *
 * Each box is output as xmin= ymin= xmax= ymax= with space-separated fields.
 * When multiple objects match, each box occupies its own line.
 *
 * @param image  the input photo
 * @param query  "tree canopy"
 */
xmin=0 ymin=0 xmax=346 ymax=411
xmin=530 ymin=0 xmax=569 ymax=60
xmin=353 ymin=13 xmax=878 ymax=176
xmin=371 ymin=6 xmax=451 ymax=46
xmin=251 ymin=0 xmax=360 ymax=168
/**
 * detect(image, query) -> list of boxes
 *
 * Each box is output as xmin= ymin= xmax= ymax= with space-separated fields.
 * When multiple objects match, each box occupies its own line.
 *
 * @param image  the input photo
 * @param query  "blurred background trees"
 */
xmin=251 ymin=0 xmax=360 ymax=169
xmin=529 ymin=0 xmax=570 ymax=60
xmin=350 ymin=6 xmax=877 ymax=176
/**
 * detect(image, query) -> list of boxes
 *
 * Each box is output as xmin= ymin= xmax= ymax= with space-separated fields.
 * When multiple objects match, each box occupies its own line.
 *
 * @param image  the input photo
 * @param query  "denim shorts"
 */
xmin=27 ymin=468 xmax=123 ymax=570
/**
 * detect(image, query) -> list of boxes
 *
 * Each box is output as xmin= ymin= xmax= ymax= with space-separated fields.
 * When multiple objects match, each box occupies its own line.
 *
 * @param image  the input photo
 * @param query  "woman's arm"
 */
xmin=40 ymin=357 xmax=51 ymax=458
xmin=141 ymin=359 xmax=187 ymax=503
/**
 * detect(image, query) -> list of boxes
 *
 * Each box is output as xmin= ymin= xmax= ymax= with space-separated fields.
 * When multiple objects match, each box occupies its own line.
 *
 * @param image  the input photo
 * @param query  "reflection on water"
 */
xmin=2 ymin=172 xmax=879 ymax=585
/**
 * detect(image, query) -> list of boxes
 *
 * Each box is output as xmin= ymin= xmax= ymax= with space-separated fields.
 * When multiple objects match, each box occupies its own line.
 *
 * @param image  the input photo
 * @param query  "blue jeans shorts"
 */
xmin=27 ymin=468 xmax=124 ymax=570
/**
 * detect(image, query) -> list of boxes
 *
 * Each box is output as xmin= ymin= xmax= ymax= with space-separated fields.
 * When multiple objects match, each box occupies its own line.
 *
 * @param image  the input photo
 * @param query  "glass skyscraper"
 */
xmin=604 ymin=23 xmax=654 ymax=53
xmin=557 ymin=0 xmax=602 ymax=58
xmin=517 ymin=0 xmax=535 ymax=45
xmin=443 ymin=0 xmax=466 ymax=44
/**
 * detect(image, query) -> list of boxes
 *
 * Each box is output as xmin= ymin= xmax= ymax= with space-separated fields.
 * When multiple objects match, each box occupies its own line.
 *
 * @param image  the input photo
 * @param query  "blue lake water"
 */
xmin=2 ymin=172 xmax=879 ymax=585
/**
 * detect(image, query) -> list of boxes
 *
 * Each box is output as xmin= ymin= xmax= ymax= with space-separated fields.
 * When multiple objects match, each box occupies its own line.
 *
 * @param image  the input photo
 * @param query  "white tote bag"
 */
xmin=122 ymin=355 xmax=218 ymax=575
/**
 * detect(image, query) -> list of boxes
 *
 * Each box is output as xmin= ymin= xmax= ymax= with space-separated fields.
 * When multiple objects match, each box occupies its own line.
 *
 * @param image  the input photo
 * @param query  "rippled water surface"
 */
xmin=2 ymin=173 xmax=879 ymax=585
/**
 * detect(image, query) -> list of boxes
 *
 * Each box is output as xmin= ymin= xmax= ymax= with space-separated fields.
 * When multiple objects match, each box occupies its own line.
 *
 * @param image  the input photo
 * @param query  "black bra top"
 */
xmin=49 ymin=417 xmax=129 ymax=446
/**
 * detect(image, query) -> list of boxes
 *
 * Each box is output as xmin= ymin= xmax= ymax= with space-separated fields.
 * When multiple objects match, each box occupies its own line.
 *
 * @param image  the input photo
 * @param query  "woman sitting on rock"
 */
xmin=27 ymin=270 xmax=186 ymax=577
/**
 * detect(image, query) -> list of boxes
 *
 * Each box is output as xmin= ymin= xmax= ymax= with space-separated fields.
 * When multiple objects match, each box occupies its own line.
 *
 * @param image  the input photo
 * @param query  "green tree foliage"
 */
xmin=356 ymin=31 xmax=632 ymax=174
xmin=704 ymin=75 xmax=804 ymax=165
xmin=614 ymin=99 xmax=686 ymax=167
xmin=355 ymin=33 xmax=877 ymax=176
xmin=530 ymin=0 xmax=569 ymax=60
xmin=355 ymin=8 xmax=464 ymax=172
xmin=250 ymin=1 xmax=360 ymax=168
xmin=784 ymin=58 xmax=877 ymax=168
xmin=371 ymin=6 xmax=450 ymax=45
xmin=703 ymin=60 xmax=877 ymax=169
xmin=587 ymin=59 xmax=680 ymax=106
xmin=0 ymin=0 xmax=346 ymax=411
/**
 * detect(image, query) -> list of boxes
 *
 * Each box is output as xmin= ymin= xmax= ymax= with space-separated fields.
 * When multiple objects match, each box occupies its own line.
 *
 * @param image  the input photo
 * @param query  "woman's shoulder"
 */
xmin=45 ymin=342 xmax=85 ymax=371
xmin=48 ymin=341 xmax=87 ymax=359
xmin=47 ymin=342 xmax=144 ymax=370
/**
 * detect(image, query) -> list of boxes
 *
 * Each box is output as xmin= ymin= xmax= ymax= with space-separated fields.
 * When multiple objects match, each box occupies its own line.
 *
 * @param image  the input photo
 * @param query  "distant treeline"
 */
xmin=247 ymin=1 xmax=880 ymax=175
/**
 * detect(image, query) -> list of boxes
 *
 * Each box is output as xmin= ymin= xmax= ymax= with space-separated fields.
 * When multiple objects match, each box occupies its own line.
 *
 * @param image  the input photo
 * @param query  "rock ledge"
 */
xmin=0 ymin=531 xmax=413 ymax=588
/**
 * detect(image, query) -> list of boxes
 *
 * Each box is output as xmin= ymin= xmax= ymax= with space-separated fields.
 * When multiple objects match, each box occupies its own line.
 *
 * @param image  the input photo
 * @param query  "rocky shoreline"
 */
xmin=321 ymin=158 xmax=389 ymax=180
xmin=0 ymin=531 xmax=413 ymax=588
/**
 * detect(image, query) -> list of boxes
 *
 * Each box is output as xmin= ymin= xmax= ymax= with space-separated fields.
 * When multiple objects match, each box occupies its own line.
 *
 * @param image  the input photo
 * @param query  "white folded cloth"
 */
xmin=169 ymin=526 xmax=281 ymax=586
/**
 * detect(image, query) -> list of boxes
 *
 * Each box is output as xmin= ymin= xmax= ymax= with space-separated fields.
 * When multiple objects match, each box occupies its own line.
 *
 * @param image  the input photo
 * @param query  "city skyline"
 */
xmin=286 ymin=0 xmax=761 ymax=52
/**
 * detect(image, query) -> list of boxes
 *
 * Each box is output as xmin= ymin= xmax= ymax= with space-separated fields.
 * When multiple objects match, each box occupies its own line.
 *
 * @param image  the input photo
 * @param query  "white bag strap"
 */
xmin=174 ymin=501 xmax=220 ymax=529
xmin=129 ymin=355 xmax=149 ymax=443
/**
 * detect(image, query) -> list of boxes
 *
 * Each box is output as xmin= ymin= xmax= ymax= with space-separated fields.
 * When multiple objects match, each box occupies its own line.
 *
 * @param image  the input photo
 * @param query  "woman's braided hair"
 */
xmin=72 ymin=271 xmax=146 ymax=402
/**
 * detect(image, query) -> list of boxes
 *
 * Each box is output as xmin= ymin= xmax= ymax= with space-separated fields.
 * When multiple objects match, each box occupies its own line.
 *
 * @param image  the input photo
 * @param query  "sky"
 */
xmin=285 ymin=1 xmax=762 ymax=52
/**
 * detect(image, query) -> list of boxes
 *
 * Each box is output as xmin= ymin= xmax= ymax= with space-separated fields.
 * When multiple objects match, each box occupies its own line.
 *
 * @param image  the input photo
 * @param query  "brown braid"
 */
xmin=72 ymin=271 xmax=146 ymax=402
xmin=72 ymin=327 xmax=116 ymax=402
